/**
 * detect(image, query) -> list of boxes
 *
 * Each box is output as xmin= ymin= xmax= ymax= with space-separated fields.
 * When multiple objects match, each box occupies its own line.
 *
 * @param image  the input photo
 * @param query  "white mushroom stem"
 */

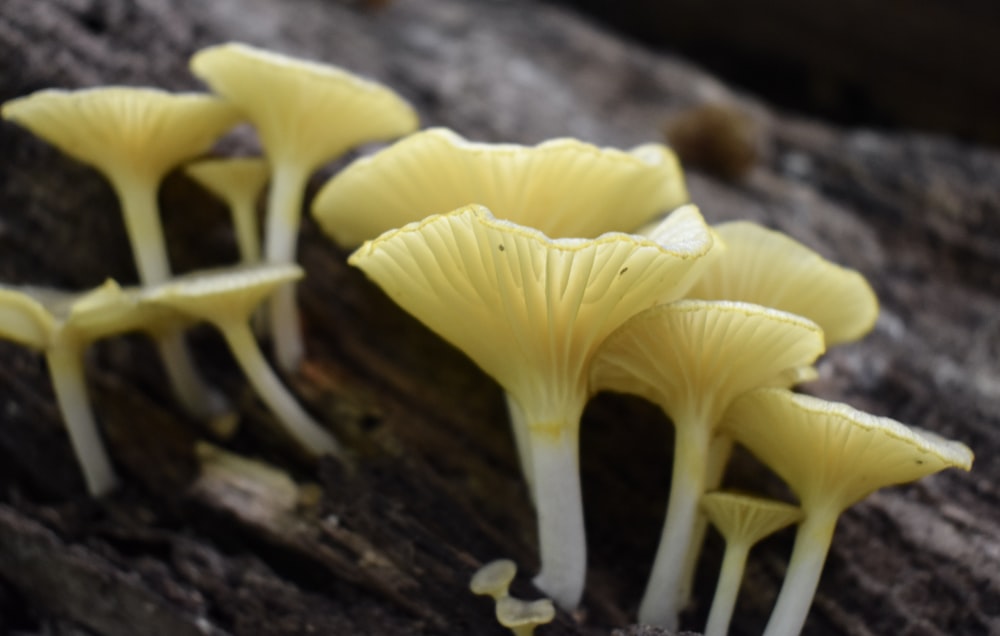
xmin=45 ymin=345 xmax=118 ymax=496
xmin=762 ymin=508 xmax=838 ymax=636
xmin=115 ymin=177 xmax=227 ymax=420
xmin=528 ymin=422 xmax=587 ymax=611
xmin=704 ymin=538 xmax=752 ymax=636
xmin=263 ymin=161 xmax=310 ymax=372
xmin=220 ymin=319 xmax=339 ymax=456
xmin=638 ymin=417 xmax=712 ymax=628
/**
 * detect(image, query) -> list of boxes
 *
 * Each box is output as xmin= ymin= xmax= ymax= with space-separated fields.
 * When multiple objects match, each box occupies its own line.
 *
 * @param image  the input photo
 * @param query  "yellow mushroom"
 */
xmin=349 ymin=204 xmax=714 ymax=609
xmin=0 ymin=280 xmax=188 ymax=495
xmin=185 ymin=157 xmax=270 ymax=264
xmin=495 ymin=597 xmax=556 ymax=636
xmin=700 ymin=492 xmax=802 ymax=636
xmin=470 ymin=559 xmax=518 ymax=601
xmin=142 ymin=264 xmax=340 ymax=457
xmin=589 ymin=300 xmax=824 ymax=628
xmin=190 ymin=42 xmax=419 ymax=372
xmin=2 ymin=87 xmax=242 ymax=421
xmin=311 ymin=126 xmax=689 ymax=246
xmin=722 ymin=388 xmax=973 ymax=636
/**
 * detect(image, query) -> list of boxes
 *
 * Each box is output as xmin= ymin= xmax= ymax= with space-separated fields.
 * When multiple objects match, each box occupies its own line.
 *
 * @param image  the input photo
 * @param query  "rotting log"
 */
xmin=1 ymin=1 xmax=998 ymax=635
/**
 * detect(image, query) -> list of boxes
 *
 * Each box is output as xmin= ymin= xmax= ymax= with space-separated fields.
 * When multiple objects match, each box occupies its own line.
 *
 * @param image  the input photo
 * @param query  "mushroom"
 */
xmin=699 ymin=492 xmax=802 ymax=636
xmin=0 ymin=279 xmax=188 ymax=495
xmin=2 ymin=87 xmax=242 ymax=420
xmin=349 ymin=204 xmax=714 ymax=609
xmin=589 ymin=300 xmax=825 ymax=628
xmin=142 ymin=263 xmax=340 ymax=456
xmin=686 ymin=221 xmax=878 ymax=346
xmin=190 ymin=42 xmax=420 ymax=371
xmin=470 ymin=559 xmax=518 ymax=601
xmin=185 ymin=157 xmax=270 ymax=264
xmin=311 ymin=126 xmax=689 ymax=246
xmin=721 ymin=388 xmax=974 ymax=636
xmin=495 ymin=597 xmax=556 ymax=636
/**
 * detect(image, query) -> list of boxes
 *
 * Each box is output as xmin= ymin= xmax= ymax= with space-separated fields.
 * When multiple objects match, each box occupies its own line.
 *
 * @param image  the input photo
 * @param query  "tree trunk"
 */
xmin=1 ymin=1 xmax=997 ymax=634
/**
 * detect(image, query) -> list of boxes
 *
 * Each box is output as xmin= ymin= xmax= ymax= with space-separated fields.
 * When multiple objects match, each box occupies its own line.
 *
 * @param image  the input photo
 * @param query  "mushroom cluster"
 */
xmin=1 ymin=41 xmax=975 ymax=635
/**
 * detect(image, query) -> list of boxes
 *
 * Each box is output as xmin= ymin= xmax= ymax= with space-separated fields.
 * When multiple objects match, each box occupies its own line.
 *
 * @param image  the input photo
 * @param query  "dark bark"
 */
xmin=1 ymin=1 xmax=998 ymax=635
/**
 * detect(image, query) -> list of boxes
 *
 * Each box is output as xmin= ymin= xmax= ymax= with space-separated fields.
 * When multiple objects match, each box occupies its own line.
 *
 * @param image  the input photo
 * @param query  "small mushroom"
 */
xmin=700 ymin=492 xmax=803 ymax=636
xmin=589 ymin=300 xmax=824 ymax=628
xmin=0 ymin=280 xmax=188 ymax=495
xmin=142 ymin=264 xmax=340 ymax=456
xmin=2 ymin=87 xmax=242 ymax=420
xmin=495 ymin=597 xmax=556 ymax=636
xmin=185 ymin=157 xmax=270 ymax=264
xmin=190 ymin=42 xmax=419 ymax=371
xmin=349 ymin=204 xmax=714 ymax=609
xmin=722 ymin=388 xmax=974 ymax=636
xmin=311 ymin=127 xmax=689 ymax=246
xmin=470 ymin=559 xmax=518 ymax=601
xmin=686 ymin=221 xmax=878 ymax=346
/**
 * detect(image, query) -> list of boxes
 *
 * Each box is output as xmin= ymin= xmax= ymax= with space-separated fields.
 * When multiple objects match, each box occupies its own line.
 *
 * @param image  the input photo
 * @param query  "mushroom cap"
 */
xmin=0 ymin=285 xmax=62 ymax=349
xmin=2 ymin=87 xmax=242 ymax=182
xmin=590 ymin=300 xmax=825 ymax=427
xmin=721 ymin=388 xmax=974 ymax=515
xmin=143 ymin=263 xmax=303 ymax=325
xmin=185 ymin=156 xmax=270 ymax=206
xmin=686 ymin=221 xmax=878 ymax=345
xmin=495 ymin=596 xmax=556 ymax=632
xmin=701 ymin=491 xmax=802 ymax=546
xmin=348 ymin=204 xmax=713 ymax=424
xmin=190 ymin=42 xmax=418 ymax=169
xmin=469 ymin=559 xmax=518 ymax=599
xmin=312 ymin=127 xmax=689 ymax=246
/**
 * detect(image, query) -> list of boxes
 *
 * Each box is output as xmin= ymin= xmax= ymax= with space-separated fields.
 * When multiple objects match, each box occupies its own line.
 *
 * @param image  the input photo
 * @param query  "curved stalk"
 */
xmin=220 ymin=319 xmax=339 ymax=456
xmin=263 ymin=161 xmax=310 ymax=372
xmin=46 ymin=345 xmax=118 ymax=496
xmin=232 ymin=198 xmax=262 ymax=264
xmin=638 ymin=420 xmax=712 ymax=628
xmin=762 ymin=509 xmax=838 ymax=636
xmin=528 ymin=423 xmax=586 ymax=611
xmin=704 ymin=540 xmax=751 ymax=636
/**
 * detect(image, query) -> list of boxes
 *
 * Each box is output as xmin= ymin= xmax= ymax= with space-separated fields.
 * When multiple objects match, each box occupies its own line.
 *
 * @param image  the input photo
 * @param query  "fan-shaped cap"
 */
xmin=313 ymin=127 xmax=689 ymax=246
xmin=722 ymin=388 xmax=974 ymax=514
xmin=185 ymin=156 xmax=270 ymax=206
xmin=2 ymin=87 xmax=242 ymax=182
xmin=495 ymin=597 xmax=556 ymax=635
xmin=590 ymin=300 xmax=825 ymax=427
xmin=0 ymin=286 xmax=63 ymax=349
xmin=349 ymin=205 xmax=713 ymax=423
xmin=686 ymin=221 xmax=878 ymax=345
xmin=190 ymin=42 xmax=418 ymax=169
xmin=469 ymin=559 xmax=518 ymax=600
xmin=701 ymin=491 xmax=802 ymax=546
xmin=143 ymin=263 xmax=303 ymax=325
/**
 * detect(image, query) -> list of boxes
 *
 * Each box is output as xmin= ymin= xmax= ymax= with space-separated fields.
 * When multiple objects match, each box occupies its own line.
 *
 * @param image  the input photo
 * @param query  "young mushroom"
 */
xmin=349 ymin=204 xmax=714 ymax=610
xmin=699 ymin=492 xmax=802 ymax=636
xmin=589 ymin=300 xmax=825 ymax=628
xmin=142 ymin=264 xmax=340 ymax=457
xmin=2 ymin=87 xmax=242 ymax=421
xmin=185 ymin=157 xmax=270 ymax=264
xmin=312 ymin=127 xmax=689 ymax=246
xmin=470 ymin=559 xmax=518 ymax=601
xmin=495 ymin=597 xmax=556 ymax=636
xmin=190 ymin=42 xmax=420 ymax=371
xmin=0 ymin=280 xmax=188 ymax=495
xmin=721 ymin=388 xmax=974 ymax=636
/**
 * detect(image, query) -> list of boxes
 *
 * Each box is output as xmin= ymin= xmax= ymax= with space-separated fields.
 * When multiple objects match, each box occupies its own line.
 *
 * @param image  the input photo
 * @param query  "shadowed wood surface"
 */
xmin=1 ymin=1 xmax=998 ymax=634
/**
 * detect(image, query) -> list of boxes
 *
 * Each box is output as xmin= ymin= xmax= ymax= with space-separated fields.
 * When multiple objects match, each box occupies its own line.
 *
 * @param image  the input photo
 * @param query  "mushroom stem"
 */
xmin=762 ymin=509 xmax=838 ymax=636
xmin=506 ymin=395 xmax=536 ymax=503
xmin=220 ymin=319 xmax=339 ymax=456
xmin=263 ymin=161 xmax=309 ymax=372
xmin=233 ymin=197 xmax=262 ymax=263
xmin=529 ymin=424 xmax=587 ymax=611
xmin=638 ymin=419 xmax=712 ymax=628
xmin=704 ymin=539 xmax=751 ymax=636
xmin=115 ymin=177 xmax=228 ymax=420
xmin=45 ymin=345 xmax=118 ymax=496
